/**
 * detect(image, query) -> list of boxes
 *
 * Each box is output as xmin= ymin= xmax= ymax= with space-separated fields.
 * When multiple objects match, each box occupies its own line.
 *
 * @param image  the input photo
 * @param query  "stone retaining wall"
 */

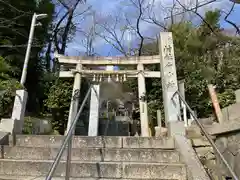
xmin=187 ymin=117 xmax=240 ymax=179
xmin=215 ymin=132 xmax=240 ymax=178
xmin=187 ymin=128 xmax=219 ymax=179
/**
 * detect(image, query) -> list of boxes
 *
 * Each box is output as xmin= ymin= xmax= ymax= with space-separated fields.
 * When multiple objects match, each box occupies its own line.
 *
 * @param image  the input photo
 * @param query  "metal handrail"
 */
xmin=172 ymin=90 xmax=239 ymax=180
xmin=45 ymin=85 xmax=93 ymax=180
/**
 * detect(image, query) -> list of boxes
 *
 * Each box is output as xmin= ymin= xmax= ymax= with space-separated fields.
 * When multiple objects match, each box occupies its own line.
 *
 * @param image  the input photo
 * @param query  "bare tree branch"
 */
xmin=223 ymin=2 xmax=240 ymax=35
xmin=53 ymin=0 xmax=87 ymax=54
xmin=73 ymin=6 xmax=92 ymax=18
xmin=95 ymin=14 xmax=129 ymax=56
xmin=60 ymin=8 xmax=74 ymax=54
xmin=142 ymin=16 xmax=167 ymax=31
xmin=0 ymin=0 xmax=31 ymax=14
xmin=57 ymin=0 xmax=70 ymax=10
xmin=134 ymin=0 xmax=144 ymax=56
xmin=164 ymin=0 xmax=216 ymax=20
xmin=175 ymin=0 xmax=216 ymax=34
xmin=53 ymin=11 xmax=69 ymax=53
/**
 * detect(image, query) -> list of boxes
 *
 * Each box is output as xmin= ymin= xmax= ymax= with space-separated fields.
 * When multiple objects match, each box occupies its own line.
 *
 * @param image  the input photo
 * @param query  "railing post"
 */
xmin=45 ymin=86 xmax=92 ymax=180
xmin=178 ymin=80 xmax=187 ymax=126
xmin=65 ymin=131 xmax=73 ymax=180
xmin=173 ymin=91 xmax=239 ymax=180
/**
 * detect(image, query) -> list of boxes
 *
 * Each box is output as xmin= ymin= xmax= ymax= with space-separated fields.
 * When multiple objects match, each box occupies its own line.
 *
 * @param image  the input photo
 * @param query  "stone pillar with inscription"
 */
xmin=11 ymin=90 xmax=28 ymax=134
xmin=159 ymin=32 xmax=180 ymax=125
xmin=88 ymin=65 xmax=114 ymax=136
xmin=137 ymin=64 xmax=150 ymax=137
xmin=88 ymin=84 xmax=100 ymax=136
xmin=0 ymin=90 xmax=27 ymax=134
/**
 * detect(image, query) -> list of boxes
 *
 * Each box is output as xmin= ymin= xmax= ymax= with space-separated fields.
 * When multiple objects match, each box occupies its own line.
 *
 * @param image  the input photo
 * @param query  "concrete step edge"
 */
xmin=14 ymin=135 xmax=174 ymax=139
xmin=0 ymin=159 xmax=185 ymax=165
xmin=5 ymin=146 xmax=177 ymax=151
xmin=1 ymin=146 xmax=180 ymax=163
xmin=0 ymin=160 xmax=187 ymax=179
xmin=13 ymin=135 xmax=175 ymax=149
xmin=0 ymin=175 xmax=181 ymax=180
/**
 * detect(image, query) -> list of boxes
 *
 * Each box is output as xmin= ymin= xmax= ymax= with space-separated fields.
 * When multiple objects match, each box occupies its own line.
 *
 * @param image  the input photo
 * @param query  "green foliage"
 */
xmin=217 ymin=89 xmax=236 ymax=108
xmin=0 ymin=0 xmax=55 ymax=136
xmin=0 ymin=57 xmax=22 ymax=118
xmin=0 ymin=79 xmax=22 ymax=118
xmin=23 ymin=116 xmax=34 ymax=134
xmin=44 ymin=80 xmax=73 ymax=134
xmin=0 ymin=0 xmax=55 ymax=115
xmin=44 ymin=80 xmax=73 ymax=109
xmin=137 ymin=10 xmax=240 ymax=121
xmin=22 ymin=116 xmax=56 ymax=135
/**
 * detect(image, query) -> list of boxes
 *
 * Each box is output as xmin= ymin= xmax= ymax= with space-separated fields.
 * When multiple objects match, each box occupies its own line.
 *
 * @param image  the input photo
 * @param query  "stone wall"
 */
xmin=222 ymin=103 xmax=240 ymax=121
xmin=215 ymin=130 xmax=240 ymax=178
xmin=23 ymin=117 xmax=52 ymax=134
xmin=75 ymin=118 xmax=133 ymax=136
xmin=187 ymin=124 xmax=219 ymax=179
xmin=187 ymin=117 xmax=240 ymax=179
xmin=98 ymin=120 xmax=130 ymax=136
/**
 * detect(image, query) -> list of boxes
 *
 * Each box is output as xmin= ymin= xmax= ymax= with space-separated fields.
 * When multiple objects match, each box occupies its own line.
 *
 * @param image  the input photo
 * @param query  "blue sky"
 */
xmin=220 ymin=4 xmax=240 ymax=28
xmin=64 ymin=0 xmax=240 ymax=56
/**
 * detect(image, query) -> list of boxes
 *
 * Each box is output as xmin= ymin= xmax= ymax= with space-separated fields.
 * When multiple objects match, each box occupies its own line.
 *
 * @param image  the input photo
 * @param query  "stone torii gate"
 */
xmin=55 ymin=32 xmax=180 ymax=137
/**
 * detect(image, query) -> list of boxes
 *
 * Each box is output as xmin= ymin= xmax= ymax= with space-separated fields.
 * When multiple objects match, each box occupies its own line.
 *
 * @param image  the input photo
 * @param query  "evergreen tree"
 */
xmin=132 ymin=10 xmax=240 ymax=122
xmin=0 ymin=0 xmax=55 ymax=117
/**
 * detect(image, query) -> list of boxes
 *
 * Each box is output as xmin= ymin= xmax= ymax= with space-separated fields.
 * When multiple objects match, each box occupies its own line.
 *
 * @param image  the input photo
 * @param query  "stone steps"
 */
xmin=13 ymin=135 xmax=175 ymax=149
xmin=0 ymin=159 xmax=186 ymax=179
xmin=0 ymin=176 xmax=180 ymax=180
xmin=1 ymin=146 xmax=180 ymax=163
xmin=0 ymin=135 xmax=187 ymax=179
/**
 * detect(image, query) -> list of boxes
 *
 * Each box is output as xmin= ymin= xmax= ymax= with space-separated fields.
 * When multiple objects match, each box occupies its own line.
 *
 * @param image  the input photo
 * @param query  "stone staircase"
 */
xmin=0 ymin=135 xmax=187 ymax=180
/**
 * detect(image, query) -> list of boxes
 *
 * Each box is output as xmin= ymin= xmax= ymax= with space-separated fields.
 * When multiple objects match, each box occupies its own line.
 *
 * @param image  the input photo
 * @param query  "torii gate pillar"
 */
xmin=137 ymin=64 xmax=149 ymax=137
xmin=65 ymin=64 xmax=82 ymax=135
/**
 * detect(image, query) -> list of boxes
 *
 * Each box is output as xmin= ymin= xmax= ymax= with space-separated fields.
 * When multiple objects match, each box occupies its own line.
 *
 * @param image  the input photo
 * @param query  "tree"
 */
xmin=0 ymin=0 xmax=55 ymax=115
xmin=53 ymin=0 xmax=87 ymax=55
xmin=44 ymin=79 xmax=73 ymax=134
xmin=0 ymin=56 xmax=21 ymax=118
xmin=140 ymin=10 xmax=240 ymax=122
xmin=43 ymin=0 xmax=92 ymax=134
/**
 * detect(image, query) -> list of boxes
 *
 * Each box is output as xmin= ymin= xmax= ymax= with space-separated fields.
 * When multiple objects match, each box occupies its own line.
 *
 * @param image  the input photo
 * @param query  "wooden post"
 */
xmin=157 ymin=110 xmax=162 ymax=127
xmin=208 ymin=84 xmax=224 ymax=124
